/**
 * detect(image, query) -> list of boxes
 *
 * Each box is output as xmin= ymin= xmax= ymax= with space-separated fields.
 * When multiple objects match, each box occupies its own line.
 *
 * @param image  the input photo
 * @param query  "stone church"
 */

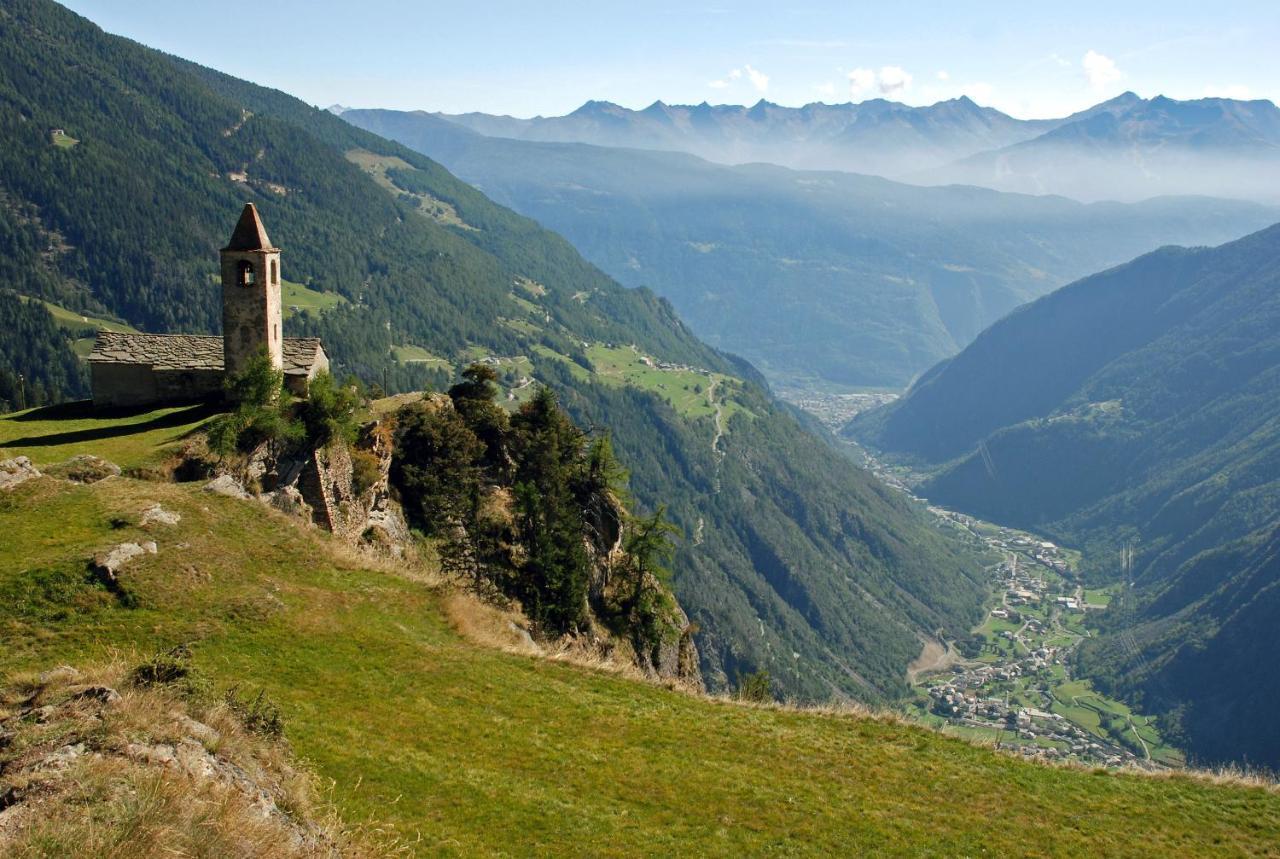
xmin=89 ymin=204 xmax=329 ymax=407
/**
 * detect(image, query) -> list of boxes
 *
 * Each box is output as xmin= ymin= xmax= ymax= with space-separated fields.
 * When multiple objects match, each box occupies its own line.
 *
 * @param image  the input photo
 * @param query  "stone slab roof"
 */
xmin=223 ymin=202 xmax=278 ymax=252
xmin=282 ymin=338 xmax=325 ymax=375
xmin=89 ymin=332 xmax=324 ymax=376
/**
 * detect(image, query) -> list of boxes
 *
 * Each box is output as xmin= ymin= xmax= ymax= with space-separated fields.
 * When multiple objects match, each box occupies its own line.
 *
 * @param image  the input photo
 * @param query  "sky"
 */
xmin=61 ymin=1 xmax=1280 ymax=120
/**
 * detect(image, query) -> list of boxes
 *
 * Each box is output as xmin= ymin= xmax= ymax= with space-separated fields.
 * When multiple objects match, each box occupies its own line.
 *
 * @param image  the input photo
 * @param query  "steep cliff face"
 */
xmin=580 ymin=489 xmax=701 ymax=688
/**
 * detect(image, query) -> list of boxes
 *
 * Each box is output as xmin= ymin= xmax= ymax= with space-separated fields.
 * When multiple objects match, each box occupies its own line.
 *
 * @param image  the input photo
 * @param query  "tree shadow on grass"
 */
xmin=0 ymin=402 xmax=221 ymax=449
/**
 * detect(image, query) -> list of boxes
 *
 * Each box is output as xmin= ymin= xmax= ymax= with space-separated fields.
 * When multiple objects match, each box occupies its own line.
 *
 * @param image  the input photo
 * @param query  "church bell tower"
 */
xmin=221 ymin=203 xmax=283 ymax=381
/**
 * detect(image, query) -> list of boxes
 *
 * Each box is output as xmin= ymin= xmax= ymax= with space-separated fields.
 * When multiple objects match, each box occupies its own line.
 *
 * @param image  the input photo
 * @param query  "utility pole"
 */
xmin=17 ymin=374 xmax=25 ymax=411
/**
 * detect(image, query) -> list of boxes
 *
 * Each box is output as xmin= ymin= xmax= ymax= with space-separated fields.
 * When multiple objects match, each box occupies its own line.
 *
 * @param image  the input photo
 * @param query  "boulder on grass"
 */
xmin=91 ymin=542 xmax=153 ymax=582
xmin=139 ymin=503 xmax=181 ymax=527
xmin=203 ymin=474 xmax=249 ymax=499
xmin=0 ymin=456 xmax=41 ymax=491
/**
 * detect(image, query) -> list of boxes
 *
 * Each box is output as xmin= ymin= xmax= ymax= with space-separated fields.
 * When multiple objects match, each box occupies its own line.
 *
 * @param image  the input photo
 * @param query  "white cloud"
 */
xmin=815 ymin=81 xmax=837 ymax=98
xmin=848 ymin=66 xmax=914 ymax=98
xmin=848 ymin=67 xmax=876 ymax=96
xmin=745 ymin=64 xmax=770 ymax=93
xmin=1082 ymin=50 xmax=1122 ymax=89
xmin=1204 ymin=84 xmax=1252 ymax=100
xmin=708 ymin=67 xmax=744 ymax=90
xmin=877 ymin=66 xmax=912 ymax=95
xmin=936 ymin=70 xmax=950 ymax=81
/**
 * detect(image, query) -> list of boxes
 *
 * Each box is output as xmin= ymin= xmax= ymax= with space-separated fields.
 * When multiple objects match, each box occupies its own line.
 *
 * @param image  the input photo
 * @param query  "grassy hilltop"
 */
xmin=1 ymin=410 xmax=1278 ymax=856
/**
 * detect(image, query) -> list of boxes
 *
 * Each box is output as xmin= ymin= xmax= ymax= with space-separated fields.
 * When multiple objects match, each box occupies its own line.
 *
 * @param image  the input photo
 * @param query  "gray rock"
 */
xmin=0 ymin=456 xmax=40 ymax=491
xmin=38 ymin=665 xmax=80 ymax=685
xmin=203 ymin=474 xmax=249 ymax=499
xmin=91 ymin=542 xmax=149 ymax=581
xmin=139 ymin=503 xmax=181 ymax=527
xmin=125 ymin=742 xmax=176 ymax=766
xmin=173 ymin=713 xmax=221 ymax=747
xmin=36 ymin=742 xmax=86 ymax=772
xmin=265 ymin=485 xmax=312 ymax=520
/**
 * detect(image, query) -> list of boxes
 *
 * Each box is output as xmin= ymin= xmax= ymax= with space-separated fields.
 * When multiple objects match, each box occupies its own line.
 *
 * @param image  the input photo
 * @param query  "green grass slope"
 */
xmin=2 ymin=430 xmax=1278 ymax=855
xmin=849 ymin=223 xmax=1280 ymax=767
xmin=0 ymin=0 xmax=991 ymax=702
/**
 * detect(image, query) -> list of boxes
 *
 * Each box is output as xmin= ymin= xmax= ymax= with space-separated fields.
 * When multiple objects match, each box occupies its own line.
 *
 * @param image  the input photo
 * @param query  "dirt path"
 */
xmin=907 ymin=638 xmax=962 ymax=682
xmin=708 ymin=377 xmax=725 ymax=458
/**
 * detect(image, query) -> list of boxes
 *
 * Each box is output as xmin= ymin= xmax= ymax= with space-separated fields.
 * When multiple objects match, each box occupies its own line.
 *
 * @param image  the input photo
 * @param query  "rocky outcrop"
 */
xmin=580 ymin=490 xmax=703 ymax=690
xmin=0 ymin=667 xmax=338 ymax=856
xmin=44 ymin=454 xmax=120 ymax=484
xmin=91 ymin=541 xmax=156 ymax=583
xmin=203 ymin=474 xmax=250 ymax=499
xmin=0 ymin=456 xmax=40 ymax=491
xmin=139 ymin=503 xmax=181 ymax=527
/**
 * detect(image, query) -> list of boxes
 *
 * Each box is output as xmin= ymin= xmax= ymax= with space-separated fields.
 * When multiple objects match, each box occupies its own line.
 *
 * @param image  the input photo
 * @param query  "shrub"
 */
xmin=351 ymin=447 xmax=382 ymax=496
xmin=207 ymin=350 xmax=301 ymax=458
xmin=737 ymin=669 xmax=772 ymax=703
xmin=299 ymin=372 xmax=361 ymax=448
xmin=225 ymin=686 xmax=285 ymax=738
xmin=130 ymin=644 xmax=194 ymax=688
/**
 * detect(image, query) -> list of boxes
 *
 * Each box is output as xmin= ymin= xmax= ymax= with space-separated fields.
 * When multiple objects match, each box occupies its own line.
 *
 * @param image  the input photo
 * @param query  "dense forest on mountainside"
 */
xmin=0 ymin=292 xmax=87 ymax=410
xmin=343 ymin=108 xmax=1278 ymax=389
xmin=850 ymin=225 xmax=1280 ymax=766
xmin=0 ymin=0 xmax=988 ymax=700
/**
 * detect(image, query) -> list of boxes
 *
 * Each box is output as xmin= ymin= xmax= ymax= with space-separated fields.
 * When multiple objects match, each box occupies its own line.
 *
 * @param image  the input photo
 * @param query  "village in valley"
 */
xmin=902 ymin=509 xmax=1182 ymax=769
xmin=788 ymin=389 xmax=1185 ymax=770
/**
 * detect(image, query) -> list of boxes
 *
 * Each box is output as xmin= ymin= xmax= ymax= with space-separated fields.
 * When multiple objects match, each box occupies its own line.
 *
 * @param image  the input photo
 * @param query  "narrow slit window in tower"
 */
xmin=238 ymin=260 xmax=255 ymax=287
xmin=271 ymin=260 xmax=278 ymax=284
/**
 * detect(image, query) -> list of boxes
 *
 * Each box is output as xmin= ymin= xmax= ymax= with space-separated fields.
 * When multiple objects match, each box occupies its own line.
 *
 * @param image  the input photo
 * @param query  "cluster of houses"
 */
xmin=927 ymin=671 xmax=1138 ymax=768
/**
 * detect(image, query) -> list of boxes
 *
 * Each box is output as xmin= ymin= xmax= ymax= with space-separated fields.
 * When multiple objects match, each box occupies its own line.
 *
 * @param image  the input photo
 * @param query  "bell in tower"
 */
xmin=220 ymin=203 xmax=283 ymax=386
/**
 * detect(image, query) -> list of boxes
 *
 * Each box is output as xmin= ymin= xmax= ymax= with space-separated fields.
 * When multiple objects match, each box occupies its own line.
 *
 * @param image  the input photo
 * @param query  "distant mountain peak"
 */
xmin=570 ymin=99 xmax=622 ymax=116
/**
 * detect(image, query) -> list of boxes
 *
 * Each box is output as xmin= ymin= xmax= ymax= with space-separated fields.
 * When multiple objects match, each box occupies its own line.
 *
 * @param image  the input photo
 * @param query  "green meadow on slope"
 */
xmin=2 ymin=415 xmax=1279 ymax=856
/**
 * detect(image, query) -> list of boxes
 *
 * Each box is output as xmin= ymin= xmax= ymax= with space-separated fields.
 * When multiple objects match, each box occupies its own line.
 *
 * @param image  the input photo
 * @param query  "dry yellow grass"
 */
xmin=0 ymin=662 xmax=404 ymax=858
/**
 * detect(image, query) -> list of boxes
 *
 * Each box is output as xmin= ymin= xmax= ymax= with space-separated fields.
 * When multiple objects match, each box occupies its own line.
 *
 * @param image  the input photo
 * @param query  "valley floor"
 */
xmin=2 ymin=405 xmax=1278 ymax=856
xmin=794 ymin=390 xmax=1184 ymax=770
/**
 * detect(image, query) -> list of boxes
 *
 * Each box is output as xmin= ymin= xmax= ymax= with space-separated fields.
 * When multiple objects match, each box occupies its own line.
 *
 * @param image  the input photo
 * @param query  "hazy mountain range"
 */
xmin=401 ymin=92 xmax=1280 ymax=204
xmin=425 ymin=96 xmax=1052 ymax=179
xmin=341 ymin=108 xmax=1279 ymax=390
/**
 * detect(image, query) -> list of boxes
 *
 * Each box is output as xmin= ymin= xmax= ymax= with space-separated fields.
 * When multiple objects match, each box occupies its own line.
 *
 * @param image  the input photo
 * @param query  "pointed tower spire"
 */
xmin=223 ymin=202 xmax=278 ymax=252
xmin=221 ymin=204 xmax=283 ymax=382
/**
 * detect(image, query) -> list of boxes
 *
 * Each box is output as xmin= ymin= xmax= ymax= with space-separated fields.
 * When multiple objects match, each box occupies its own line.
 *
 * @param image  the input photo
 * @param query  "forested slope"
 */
xmin=0 ymin=0 xmax=987 ymax=701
